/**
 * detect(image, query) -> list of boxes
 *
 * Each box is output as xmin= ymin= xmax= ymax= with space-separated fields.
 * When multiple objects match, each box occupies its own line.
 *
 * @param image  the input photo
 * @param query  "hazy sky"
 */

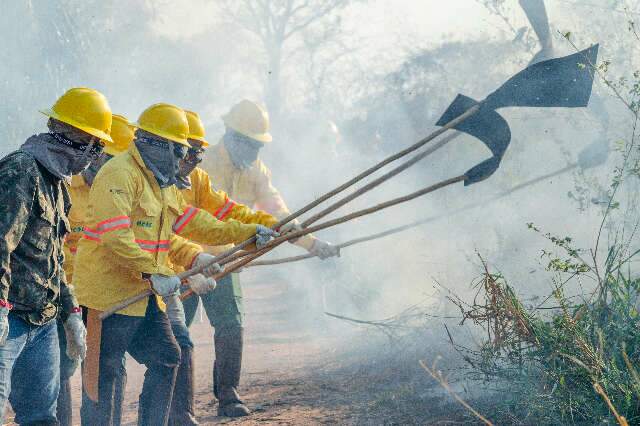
xmin=153 ymin=1 xmax=520 ymax=44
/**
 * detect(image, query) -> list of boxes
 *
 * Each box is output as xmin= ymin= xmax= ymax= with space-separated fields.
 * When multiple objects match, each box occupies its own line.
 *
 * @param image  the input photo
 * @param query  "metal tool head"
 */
xmin=485 ymin=44 xmax=599 ymax=110
xmin=436 ymin=95 xmax=511 ymax=185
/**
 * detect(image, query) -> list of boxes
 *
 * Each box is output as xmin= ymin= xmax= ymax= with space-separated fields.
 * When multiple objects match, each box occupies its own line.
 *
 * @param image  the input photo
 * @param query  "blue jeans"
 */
xmin=0 ymin=314 xmax=60 ymax=425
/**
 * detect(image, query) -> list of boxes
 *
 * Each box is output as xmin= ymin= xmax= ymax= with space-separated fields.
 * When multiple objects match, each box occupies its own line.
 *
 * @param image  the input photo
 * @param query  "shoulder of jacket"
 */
xmin=97 ymin=153 xmax=139 ymax=181
xmin=192 ymin=166 xmax=209 ymax=181
xmin=255 ymin=159 xmax=272 ymax=179
xmin=0 ymin=150 xmax=40 ymax=181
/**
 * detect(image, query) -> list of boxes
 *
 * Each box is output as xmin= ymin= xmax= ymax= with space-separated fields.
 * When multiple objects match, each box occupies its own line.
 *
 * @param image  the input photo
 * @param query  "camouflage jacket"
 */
xmin=0 ymin=149 xmax=78 ymax=325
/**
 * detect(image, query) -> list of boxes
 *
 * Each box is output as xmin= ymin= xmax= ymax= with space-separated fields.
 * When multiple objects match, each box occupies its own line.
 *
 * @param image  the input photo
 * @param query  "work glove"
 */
xmin=187 ymin=273 xmax=217 ymax=295
xmin=0 ymin=306 xmax=9 ymax=346
xmin=309 ymin=239 xmax=341 ymax=260
xmin=63 ymin=312 xmax=87 ymax=361
xmin=162 ymin=293 xmax=186 ymax=325
xmin=192 ymin=253 xmax=224 ymax=277
xmin=150 ymin=274 xmax=182 ymax=297
xmin=255 ymin=225 xmax=279 ymax=249
xmin=279 ymin=220 xmax=303 ymax=243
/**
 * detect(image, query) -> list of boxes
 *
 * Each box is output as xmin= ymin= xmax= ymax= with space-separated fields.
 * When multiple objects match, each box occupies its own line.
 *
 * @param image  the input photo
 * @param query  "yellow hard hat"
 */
xmin=222 ymin=100 xmax=272 ymax=143
xmin=133 ymin=103 xmax=190 ymax=147
xmin=184 ymin=110 xmax=209 ymax=147
xmin=40 ymin=87 xmax=113 ymax=144
xmin=105 ymin=114 xmax=135 ymax=156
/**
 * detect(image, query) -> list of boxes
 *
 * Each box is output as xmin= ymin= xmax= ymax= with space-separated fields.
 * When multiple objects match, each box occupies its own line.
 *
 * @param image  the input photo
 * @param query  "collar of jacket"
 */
xmin=70 ymin=173 xmax=87 ymax=188
xmin=129 ymin=142 xmax=165 ymax=194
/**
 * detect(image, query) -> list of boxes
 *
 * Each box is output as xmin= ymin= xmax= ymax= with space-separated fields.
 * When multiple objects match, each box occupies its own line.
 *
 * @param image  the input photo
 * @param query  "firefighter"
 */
xmin=58 ymin=114 xmax=134 ymax=426
xmin=182 ymin=100 xmax=339 ymax=417
xmin=0 ymin=87 xmax=111 ymax=425
xmin=73 ymin=103 xmax=278 ymax=425
xmin=161 ymin=109 xmax=282 ymax=424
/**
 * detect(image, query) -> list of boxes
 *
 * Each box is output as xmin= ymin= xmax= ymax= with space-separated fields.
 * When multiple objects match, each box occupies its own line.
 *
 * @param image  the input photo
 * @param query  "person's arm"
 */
xmin=168 ymin=235 xmax=202 ymax=270
xmin=254 ymin=165 xmax=317 ymax=250
xmin=197 ymin=170 xmax=277 ymax=228
xmin=85 ymin=168 xmax=160 ymax=274
xmin=0 ymin=160 xmax=36 ymax=303
xmin=172 ymin=189 xmax=258 ymax=247
xmin=58 ymin=252 xmax=79 ymax=319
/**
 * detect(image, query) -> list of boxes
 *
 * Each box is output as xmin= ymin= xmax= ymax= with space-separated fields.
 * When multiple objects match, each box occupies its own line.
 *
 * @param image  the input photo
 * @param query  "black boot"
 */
xmin=168 ymin=346 xmax=199 ymax=425
xmin=214 ymin=327 xmax=250 ymax=417
xmin=57 ymin=378 xmax=72 ymax=426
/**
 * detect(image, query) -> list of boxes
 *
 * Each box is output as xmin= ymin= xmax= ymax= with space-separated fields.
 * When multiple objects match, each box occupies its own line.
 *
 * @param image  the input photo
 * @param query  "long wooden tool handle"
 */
xmin=214 ymin=131 xmax=460 ymax=269
xmin=186 ymin=105 xmax=480 ymax=276
xmin=248 ymin=163 xmax=579 ymax=268
xmin=180 ymin=174 xmax=467 ymax=301
xmin=103 ymin=105 xmax=480 ymax=318
xmin=99 ymin=289 xmax=152 ymax=320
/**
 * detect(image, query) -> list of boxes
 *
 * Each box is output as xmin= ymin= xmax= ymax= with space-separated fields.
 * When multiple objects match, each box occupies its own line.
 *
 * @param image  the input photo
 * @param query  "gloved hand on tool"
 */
xmin=149 ymin=274 xmax=182 ymax=297
xmin=308 ymin=239 xmax=340 ymax=260
xmin=187 ymin=273 xmax=217 ymax=295
xmin=192 ymin=253 xmax=224 ymax=277
xmin=63 ymin=311 xmax=87 ymax=361
xmin=255 ymin=225 xmax=279 ymax=249
xmin=279 ymin=219 xmax=303 ymax=243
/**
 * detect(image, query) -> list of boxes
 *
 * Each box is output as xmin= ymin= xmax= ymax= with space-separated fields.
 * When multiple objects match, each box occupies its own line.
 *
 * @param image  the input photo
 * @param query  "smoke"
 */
xmin=2 ymin=0 xmax=640 ymax=364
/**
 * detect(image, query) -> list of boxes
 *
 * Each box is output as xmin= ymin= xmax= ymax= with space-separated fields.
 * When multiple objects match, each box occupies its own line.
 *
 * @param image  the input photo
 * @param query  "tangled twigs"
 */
xmin=419 ymin=358 xmax=494 ymax=426
xmin=324 ymin=305 xmax=426 ymax=338
xmin=450 ymin=255 xmax=537 ymax=351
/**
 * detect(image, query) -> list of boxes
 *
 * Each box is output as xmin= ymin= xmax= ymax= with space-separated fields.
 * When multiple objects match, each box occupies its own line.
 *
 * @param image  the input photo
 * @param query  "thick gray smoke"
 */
xmin=1 ymin=0 xmax=637 ymax=336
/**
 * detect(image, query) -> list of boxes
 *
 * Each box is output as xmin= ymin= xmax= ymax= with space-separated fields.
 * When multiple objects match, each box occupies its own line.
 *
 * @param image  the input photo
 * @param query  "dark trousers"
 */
xmin=183 ymin=274 xmax=243 ymax=330
xmin=182 ymin=274 xmax=243 ymax=398
xmin=82 ymin=297 xmax=181 ymax=426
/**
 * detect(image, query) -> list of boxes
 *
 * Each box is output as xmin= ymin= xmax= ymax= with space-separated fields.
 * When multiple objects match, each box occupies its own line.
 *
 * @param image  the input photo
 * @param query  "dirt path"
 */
xmin=36 ymin=274 xmax=469 ymax=425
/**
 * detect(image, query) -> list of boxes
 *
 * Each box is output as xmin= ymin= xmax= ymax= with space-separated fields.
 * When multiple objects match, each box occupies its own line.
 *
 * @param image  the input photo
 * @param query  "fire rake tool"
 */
xmin=247 ymin=138 xmax=610 ymax=268
xmin=101 ymin=45 xmax=599 ymax=319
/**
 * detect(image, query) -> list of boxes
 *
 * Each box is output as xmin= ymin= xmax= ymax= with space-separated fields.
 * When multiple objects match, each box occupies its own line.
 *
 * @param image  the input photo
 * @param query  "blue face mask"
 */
xmin=81 ymin=153 xmax=113 ymax=186
xmin=223 ymin=129 xmax=263 ymax=170
xmin=135 ymin=131 xmax=187 ymax=188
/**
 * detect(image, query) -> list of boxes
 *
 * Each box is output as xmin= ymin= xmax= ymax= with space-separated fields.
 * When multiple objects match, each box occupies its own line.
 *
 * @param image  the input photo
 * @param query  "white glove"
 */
xmin=187 ymin=274 xmax=217 ymax=295
xmin=63 ymin=312 xmax=87 ymax=361
xmin=162 ymin=293 xmax=186 ymax=325
xmin=255 ymin=225 xmax=279 ymax=249
xmin=150 ymin=274 xmax=182 ymax=297
xmin=279 ymin=220 xmax=303 ymax=243
xmin=192 ymin=253 xmax=224 ymax=277
xmin=0 ymin=307 xmax=9 ymax=346
xmin=309 ymin=240 xmax=340 ymax=260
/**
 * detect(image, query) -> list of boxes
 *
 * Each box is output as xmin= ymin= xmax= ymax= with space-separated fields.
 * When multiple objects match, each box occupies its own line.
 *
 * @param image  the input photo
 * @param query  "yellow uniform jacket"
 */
xmin=73 ymin=144 xmax=259 ymax=316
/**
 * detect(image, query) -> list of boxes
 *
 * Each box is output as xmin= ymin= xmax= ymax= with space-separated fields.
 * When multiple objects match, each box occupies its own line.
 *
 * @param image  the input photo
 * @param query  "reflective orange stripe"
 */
xmin=213 ymin=198 xmax=236 ymax=221
xmin=82 ymin=216 xmax=131 ymax=242
xmin=173 ymin=206 xmax=199 ymax=234
xmin=135 ymin=239 xmax=170 ymax=252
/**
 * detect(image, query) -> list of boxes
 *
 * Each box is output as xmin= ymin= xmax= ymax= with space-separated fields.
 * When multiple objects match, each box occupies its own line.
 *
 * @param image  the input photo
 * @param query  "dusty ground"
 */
xmin=7 ymin=274 xmax=474 ymax=425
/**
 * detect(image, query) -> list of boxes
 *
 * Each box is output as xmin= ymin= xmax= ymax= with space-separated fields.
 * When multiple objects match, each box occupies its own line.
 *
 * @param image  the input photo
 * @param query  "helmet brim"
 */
xmin=222 ymin=115 xmax=272 ymax=143
xmin=132 ymin=123 xmax=191 ymax=147
xmin=188 ymin=134 xmax=210 ymax=147
xmin=40 ymin=109 xmax=114 ymax=144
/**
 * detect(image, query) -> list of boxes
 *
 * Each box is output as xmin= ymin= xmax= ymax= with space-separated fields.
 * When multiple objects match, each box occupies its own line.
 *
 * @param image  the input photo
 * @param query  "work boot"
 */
xmin=214 ymin=327 xmax=250 ymax=417
xmin=168 ymin=346 xmax=199 ymax=426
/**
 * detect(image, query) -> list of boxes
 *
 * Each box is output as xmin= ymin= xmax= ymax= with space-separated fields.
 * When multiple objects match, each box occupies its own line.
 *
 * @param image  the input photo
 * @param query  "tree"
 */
xmin=217 ymin=0 xmax=358 ymax=121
